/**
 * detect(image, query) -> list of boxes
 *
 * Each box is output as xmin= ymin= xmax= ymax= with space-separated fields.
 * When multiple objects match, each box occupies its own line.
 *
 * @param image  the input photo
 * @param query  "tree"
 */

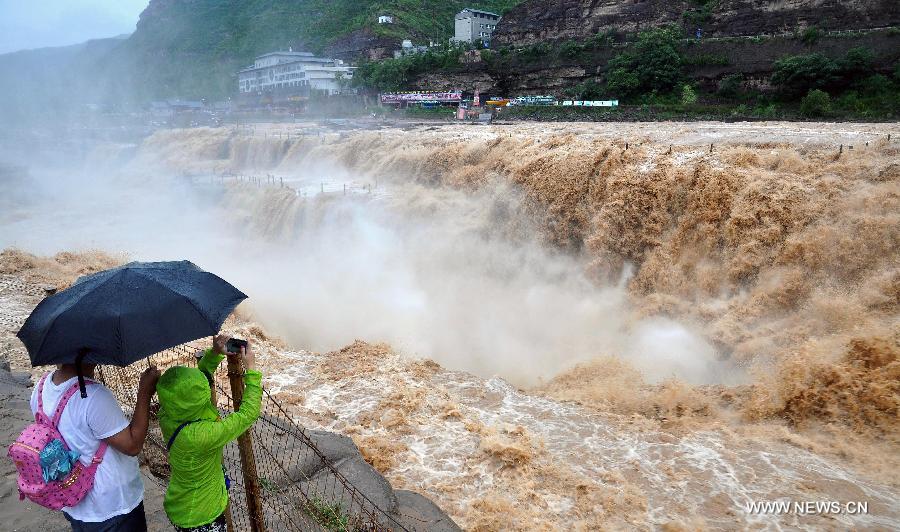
xmin=566 ymin=80 xmax=604 ymax=100
xmin=771 ymin=53 xmax=838 ymax=98
xmin=838 ymin=47 xmax=875 ymax=80
xmin=606 ymin=67 xmax=640 ymax=96
xmin=352 ymin=59 xmax=411 ymax=92
xmin=604 ymin=26 xmax=683 ymax=98
xmin=334 ymin=71 xmax=350 ymax=93
xmin=771 ymin=48 xmax=878 ymax=99
xmin=800 ymin=89 xmax=831 ymax=117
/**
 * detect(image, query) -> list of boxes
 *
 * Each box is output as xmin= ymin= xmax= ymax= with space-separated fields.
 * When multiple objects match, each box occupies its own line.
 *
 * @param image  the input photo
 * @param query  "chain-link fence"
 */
xmin=98 ymin=343 xmax=410 ymax=532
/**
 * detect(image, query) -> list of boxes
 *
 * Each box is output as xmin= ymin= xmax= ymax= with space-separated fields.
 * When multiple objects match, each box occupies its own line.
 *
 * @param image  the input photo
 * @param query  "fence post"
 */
xmin=226 ymin=355 xmax=266 ymax=532
xmin=206 ymin=364 xmax=236 ymax=532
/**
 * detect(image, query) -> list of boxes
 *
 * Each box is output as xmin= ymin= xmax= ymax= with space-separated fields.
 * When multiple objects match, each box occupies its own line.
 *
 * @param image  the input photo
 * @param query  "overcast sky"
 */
xmin=0 ymin=0 xmax=149 ymax=54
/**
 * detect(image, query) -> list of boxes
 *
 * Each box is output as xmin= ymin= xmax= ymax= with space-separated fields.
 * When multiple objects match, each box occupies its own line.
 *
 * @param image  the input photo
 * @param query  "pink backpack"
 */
xmin=6 ymin=373 xmax=108 ymax=510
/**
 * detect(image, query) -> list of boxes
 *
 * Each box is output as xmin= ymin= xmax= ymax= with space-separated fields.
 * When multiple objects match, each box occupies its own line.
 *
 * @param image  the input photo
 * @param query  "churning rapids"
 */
xmin=1 ymin=121 xmax=897 ymax=530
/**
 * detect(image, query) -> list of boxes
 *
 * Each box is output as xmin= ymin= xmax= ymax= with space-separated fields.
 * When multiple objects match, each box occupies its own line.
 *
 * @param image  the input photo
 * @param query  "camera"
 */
xmin=225 ymin=338 xmax=248 ymax=354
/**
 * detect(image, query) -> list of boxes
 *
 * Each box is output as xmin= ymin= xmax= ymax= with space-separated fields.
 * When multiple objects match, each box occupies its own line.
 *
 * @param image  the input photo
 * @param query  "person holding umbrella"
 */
xmin=13 ymin=261 xmax=248 ymax=531
xmin=28 ymin=360 xmax=160 ymax=530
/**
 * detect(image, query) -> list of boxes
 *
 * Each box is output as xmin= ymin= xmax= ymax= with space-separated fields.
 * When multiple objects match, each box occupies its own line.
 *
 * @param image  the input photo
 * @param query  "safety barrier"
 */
xmin=98 ymin=343 xmax=410 ymax=532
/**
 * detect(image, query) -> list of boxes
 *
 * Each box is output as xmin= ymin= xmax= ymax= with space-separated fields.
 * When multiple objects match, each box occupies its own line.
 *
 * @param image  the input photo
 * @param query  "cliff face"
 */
xmin=410 ymin=31 xmax=898 ymax=95
xmin=493 ymin=0 xmax=900 ymax=46
xmin=327 ymin=28 xmax=399 ymax=62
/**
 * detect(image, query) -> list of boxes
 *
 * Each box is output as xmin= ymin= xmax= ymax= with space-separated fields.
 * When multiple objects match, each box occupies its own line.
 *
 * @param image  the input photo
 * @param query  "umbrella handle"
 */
xmin=76 ymin=349 xmax=89 ymax=398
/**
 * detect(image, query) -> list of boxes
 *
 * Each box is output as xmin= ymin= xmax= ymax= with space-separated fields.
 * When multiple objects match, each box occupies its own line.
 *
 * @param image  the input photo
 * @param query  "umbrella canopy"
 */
xmin=17 ymin=260 xmax=247 ymax=369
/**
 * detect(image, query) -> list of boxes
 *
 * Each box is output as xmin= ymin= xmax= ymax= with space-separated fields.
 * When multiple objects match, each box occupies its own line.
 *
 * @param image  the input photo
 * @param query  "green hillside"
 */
xmin=113 ymin=0 xmax=522 ymax=100
xmin=130 ymin=0 xmax=520 ymax=53
xmin=0 ymin=0 xmax=521 ymax=120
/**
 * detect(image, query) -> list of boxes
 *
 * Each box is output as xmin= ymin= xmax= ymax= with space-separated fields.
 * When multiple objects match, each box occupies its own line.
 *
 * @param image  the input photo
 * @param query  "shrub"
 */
xmin=683 ymin=0 xmax=717 ymax=27
xmin=521 ymin=42 xmax=552 ymax=61
xmin=855 ymin=74 xmax=892 ymax=95
xmin=590 ymin=29 xmax=618 ymax=48
xmin=754 ymin=103 xmax=780 ymax=119
xmin=566 ymin=80 xmax=605 ymax=100
xmin=717 ymin=73 xmax=743 ymax=97
xmin=732 ymin=103 xmax=750 ymax=117
xmin=304 ymin=498 xmax=350 ymax=531
xmin=681 ymin=84 xmax=698 ymax=105
xmin=560 ymin=40 xmax=587 ymax=59
xmin=835 ymin=91 xmax=865 ymax=114
xmin=800 ymin=26 xmax=822 ymax=45
xmin=800 ymin=89 xmax=831 ymax=117
xmin=684 ymin=53 xmax=730 ymax=66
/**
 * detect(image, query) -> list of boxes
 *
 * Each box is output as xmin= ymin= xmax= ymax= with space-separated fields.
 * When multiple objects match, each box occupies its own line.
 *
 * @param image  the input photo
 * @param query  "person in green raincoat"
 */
xmin=157 ymin=335 xmax=262 ymax=531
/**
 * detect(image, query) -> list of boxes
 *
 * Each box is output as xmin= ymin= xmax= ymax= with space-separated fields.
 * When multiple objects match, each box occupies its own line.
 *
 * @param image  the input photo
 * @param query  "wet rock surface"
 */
xmin=392 ymin=490 xmax=464 ymax=532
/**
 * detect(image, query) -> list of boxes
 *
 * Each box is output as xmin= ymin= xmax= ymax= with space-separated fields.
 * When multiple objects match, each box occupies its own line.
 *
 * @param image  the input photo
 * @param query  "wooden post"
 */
xmin=206 ymin=362 xmax=236 ymax=532
xmin=226 ymin=355 xmax=265 ymax=532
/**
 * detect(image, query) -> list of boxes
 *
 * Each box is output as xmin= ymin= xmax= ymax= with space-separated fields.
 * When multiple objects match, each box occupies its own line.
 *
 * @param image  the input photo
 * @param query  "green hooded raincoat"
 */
xmin=157 ymin=349 xmax=262 ymax=528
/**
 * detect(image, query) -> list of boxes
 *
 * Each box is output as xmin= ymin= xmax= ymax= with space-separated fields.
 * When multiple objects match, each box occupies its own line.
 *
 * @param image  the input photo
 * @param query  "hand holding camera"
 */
xmin=214 ymin=334 xmax=255 ymax=370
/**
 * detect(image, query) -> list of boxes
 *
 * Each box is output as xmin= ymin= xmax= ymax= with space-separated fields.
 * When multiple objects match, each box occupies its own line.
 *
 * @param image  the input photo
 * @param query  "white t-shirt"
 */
xmin=29 ymin=372 xmax=144 ymax=522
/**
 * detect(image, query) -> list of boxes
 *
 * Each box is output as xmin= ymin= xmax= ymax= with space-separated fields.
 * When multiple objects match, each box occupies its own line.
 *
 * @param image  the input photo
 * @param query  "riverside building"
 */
xmin=236 ymin=51 xmax=354 ymax=107
xmin=453 ymin=8 xmax=501 ymax=46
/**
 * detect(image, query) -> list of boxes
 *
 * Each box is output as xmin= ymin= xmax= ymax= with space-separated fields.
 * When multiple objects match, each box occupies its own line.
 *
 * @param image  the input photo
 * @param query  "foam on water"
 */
xmin=262 ymin=345 xmax=899 ymax=530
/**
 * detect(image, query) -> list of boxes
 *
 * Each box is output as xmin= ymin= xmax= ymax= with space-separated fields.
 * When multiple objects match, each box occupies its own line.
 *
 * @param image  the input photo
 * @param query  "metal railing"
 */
xmin=98 ymin=344 xmax=410 ymax=532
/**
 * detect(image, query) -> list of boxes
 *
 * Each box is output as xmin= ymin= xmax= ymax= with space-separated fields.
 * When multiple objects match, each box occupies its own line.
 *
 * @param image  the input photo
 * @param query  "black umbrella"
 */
xmin=17 ymin=260 xmax=247 ymax=396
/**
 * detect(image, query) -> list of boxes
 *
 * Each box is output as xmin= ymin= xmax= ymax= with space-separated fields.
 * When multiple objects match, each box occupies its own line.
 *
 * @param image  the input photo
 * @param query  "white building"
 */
xmin=378 ymin=15 xmax=394 ymax=24
xmin=237 ymin=51 xmax=353 ymax=96
xmin=453 ymin=8 xmax=501 ymax=45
